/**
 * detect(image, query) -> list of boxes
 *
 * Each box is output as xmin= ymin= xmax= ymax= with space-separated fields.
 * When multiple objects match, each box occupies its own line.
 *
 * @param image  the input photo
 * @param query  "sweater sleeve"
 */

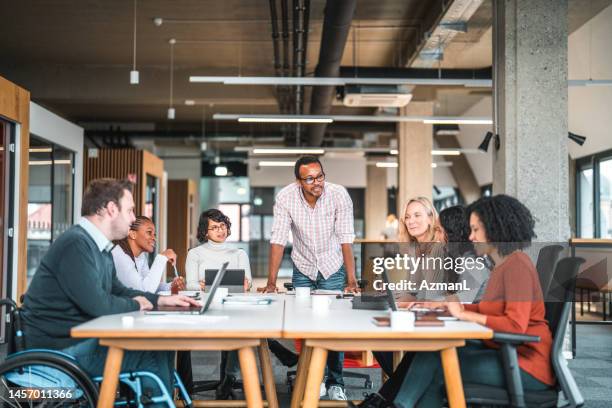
xmin=55 ymin=241 xmax=141 ymax=316
xmin=482 ymin=259 xmax=534 ymax=333
xmin=185 ymin=248 xmax=200 ymax=290
xmin=238 ymin=249 xmax=252 ymax=282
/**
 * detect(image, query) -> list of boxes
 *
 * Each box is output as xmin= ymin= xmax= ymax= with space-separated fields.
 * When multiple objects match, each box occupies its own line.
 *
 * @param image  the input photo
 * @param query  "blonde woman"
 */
xmin=397 ymin=196 xmax=443 ymax=243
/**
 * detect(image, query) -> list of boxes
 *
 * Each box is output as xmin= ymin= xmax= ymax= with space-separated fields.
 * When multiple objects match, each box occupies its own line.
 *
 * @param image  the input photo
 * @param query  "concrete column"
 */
xmin=397 ymin=102 xmax=434 ymax=217
xmin=365 ymin=164 xmax=388 ymax=239
xmin=493 ymin=0 xmax=570 ymax=241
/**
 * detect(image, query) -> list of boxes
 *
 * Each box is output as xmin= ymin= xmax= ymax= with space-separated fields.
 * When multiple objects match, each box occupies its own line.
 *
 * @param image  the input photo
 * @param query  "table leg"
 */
xmin=258 ymin=341 xmax=279 ymax=408
xmin=290 ymin=345 xmax=312 ymax=408
xmin=238 ymin=346 xmax=264 ymax=408
xmin=440 ymin=347 xmax=466 ymax=408
xmin=97 ymin=346 xmax=124 ymax=408
xmin=302 ymin=347 xmax=328 ymax=408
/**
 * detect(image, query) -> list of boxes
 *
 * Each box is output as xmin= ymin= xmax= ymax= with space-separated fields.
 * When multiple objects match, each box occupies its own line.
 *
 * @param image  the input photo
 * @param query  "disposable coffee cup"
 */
xmin=295 ymin=287 xmax=311 ymax=297
xmin=312 ymin=296 xmax=331 ymax=314
xmin=390 ymin=311 xmax=415 ymax=331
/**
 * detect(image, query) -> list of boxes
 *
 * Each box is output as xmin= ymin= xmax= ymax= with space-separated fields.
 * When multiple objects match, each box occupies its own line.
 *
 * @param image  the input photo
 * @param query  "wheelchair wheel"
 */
xmin=0 ymin=351 xmax=98 ymax=407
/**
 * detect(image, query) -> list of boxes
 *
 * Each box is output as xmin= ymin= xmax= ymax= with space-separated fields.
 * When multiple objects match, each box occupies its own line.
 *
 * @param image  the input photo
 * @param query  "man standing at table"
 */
xmin=22 ymin=178 xmax=199 ymax=399
xmin=262 ymin=155 xmax=357 ymax=401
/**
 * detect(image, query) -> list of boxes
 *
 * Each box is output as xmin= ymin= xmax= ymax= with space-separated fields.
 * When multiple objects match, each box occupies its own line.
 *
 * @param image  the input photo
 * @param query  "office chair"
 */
xmin=0 ymin=298 xmax=193 ymax=407
xmin=463 ymin=257 xmax=585 ymax=408
xmin=535 ymin=244 xmax=564 ymax=297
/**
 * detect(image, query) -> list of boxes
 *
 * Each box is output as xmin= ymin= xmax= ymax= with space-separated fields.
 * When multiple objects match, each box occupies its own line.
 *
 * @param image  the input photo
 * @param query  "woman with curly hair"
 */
xmin=388 ymin=195 xmax=553 ymax=408
xmin=185 ymin=209 xmax=252 ymax=399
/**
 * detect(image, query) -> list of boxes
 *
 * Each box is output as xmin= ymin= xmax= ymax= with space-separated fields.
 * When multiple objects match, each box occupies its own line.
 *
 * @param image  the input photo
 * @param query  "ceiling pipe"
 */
xmin=268 ymin=0 xmax=291 ymax=139
xmin=292 ymin=0 xmax=310 ymax=144
xmin=307 ymin=0 xmax=357 ymax=146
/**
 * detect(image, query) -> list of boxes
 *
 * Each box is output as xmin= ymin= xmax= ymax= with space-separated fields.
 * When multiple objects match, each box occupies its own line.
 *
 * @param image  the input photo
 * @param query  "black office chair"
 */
xmin=535 ymin=244 xmax=564 ymax=298
xmin=463 ymin=257 xmax=585 ymax=408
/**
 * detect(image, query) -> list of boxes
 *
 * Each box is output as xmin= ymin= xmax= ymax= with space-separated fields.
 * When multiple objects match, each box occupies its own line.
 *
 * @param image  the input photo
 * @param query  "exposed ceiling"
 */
xmin=0 ymin=0 xmax=609 ymax=147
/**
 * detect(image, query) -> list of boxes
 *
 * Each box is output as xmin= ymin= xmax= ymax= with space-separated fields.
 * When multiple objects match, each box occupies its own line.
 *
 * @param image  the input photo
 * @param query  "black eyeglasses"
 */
xmin=299 ymin=173 xmax=325 ymax=185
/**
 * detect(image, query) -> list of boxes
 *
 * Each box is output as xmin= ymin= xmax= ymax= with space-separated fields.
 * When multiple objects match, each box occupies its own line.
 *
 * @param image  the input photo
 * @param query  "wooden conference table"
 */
xmin=71 ymin=296 xmax=284 ymax=408
xmin=72 ymin=295 xmax=493 ymax=408
xmin=283 ymin=296 xmax=493 ymax=408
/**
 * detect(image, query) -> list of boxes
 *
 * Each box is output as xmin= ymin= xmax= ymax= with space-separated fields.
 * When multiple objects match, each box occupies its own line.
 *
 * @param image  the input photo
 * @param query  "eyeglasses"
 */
xmin=208 ymin=224 xmax=228 ymax=232
xmin=300 ymin=173 xmax=325 ymax=185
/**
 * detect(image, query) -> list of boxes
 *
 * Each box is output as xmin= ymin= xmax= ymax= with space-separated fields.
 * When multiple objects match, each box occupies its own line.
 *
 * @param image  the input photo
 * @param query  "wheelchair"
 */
xmin=0 ymin=298 xmax=194 ymax=407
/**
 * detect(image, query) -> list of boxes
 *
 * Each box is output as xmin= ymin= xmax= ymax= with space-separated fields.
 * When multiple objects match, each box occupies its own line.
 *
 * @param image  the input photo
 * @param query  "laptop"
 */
xmin=381 ymin=268 xmax=398 ymax=312
xmin=146 ymin=262 xmax=229 ymax=315
xmin=204 ymin=269 xmax=245 ymax=293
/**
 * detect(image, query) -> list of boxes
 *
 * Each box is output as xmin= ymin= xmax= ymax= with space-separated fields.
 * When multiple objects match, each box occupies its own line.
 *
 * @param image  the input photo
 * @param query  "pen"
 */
xmin=173 ymin=263 xmax=180 ymax=279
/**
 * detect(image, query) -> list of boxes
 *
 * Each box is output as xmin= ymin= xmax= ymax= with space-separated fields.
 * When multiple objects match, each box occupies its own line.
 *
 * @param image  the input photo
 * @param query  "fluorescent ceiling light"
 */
xmin=376 ymin=162 xmax=398 ymax=168
xmin=258 ymin=161 xmax=296 ymax=167
xmin=184 ymin=99 xmax=196 ymax=106
xmin=238 ymin=116 xmax=333 ymax=123
xmin=431 ymin=149 xmax=461 ymax=156
xmin=190 ymin=76 xmax=492 ymax=87
xmin=424 ymin=118 xmax=492 ymax=125
xmin=215 ymin=113 xmax=492 ymax=124
xmin=29 ymin=160 xmax=72 ymax=166
xmin=390 ymin=149 xmax=399 ymax=155
xmin=29 ymin=148 xmax=53 ymax=153
xmin=253 ymin=148 xmax=325 ymax=155
xmin=568 ymin=79 xmax=612 ymax=87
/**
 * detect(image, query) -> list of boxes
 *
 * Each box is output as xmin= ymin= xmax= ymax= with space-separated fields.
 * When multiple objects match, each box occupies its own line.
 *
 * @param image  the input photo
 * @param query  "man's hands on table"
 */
xmin=158 ymin=294 xmax=201 ymax=308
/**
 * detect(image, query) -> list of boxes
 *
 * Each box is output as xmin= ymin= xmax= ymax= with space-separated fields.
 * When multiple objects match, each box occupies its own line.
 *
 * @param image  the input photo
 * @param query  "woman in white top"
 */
xmin=111 ymin=216 xmax=191 ymax=394
xmin=185 ymin=209 xmax=252 ymax=291
xmin=185 ymin=209 xmax=251 ymax=399
xmin=112 ymin=216 xmax=184 ymax=293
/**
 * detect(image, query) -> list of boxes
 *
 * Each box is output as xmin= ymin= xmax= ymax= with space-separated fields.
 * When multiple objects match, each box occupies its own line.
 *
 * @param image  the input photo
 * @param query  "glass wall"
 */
xmin=27 ymin=136 xmax=74 ymax=284
xmin=576 ymin=150 xmax=612 ymax=238
xmin=600 ymin=158 xmax=612 ymax=238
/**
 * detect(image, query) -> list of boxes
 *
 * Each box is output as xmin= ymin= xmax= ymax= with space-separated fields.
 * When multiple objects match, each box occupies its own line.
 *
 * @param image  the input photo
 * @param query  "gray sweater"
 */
xmin=22 ymin=225 xmax=158 ymax=350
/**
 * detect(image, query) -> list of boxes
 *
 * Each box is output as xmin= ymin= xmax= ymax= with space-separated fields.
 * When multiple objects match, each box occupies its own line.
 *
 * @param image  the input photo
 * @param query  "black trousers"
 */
xmin=373 ymin=351 xmax=415 ymax=401
xmin=176 ymin=350 xmax=194 ymax=394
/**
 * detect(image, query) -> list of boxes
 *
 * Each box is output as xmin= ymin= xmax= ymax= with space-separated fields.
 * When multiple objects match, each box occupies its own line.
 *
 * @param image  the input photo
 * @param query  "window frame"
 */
xmin=576 ymin=147 xmax=612 ymax=238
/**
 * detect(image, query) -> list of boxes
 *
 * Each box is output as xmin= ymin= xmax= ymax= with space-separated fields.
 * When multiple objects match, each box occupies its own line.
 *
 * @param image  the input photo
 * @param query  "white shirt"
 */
xmin=270 ymin=182 xmax=355 ymax=280
xmin=185 ymin=241 xmax=252 ymax=291
xmin=111 ymin=246 xmax=170 ymax=293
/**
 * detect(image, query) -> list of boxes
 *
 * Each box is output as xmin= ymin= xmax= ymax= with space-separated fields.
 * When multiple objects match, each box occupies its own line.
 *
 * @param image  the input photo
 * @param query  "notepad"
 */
xmin=222 ymin=296 xmax=273 ymax=305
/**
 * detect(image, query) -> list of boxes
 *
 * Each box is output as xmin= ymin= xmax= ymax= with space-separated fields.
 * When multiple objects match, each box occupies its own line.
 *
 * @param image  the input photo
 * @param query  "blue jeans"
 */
xmin=393 ymin=341 xmax=551 ymax=408
xmin=292 ymin=265 xmax=346 ymax=388
xmin=62 ymin=339 xmax=175 ymax=405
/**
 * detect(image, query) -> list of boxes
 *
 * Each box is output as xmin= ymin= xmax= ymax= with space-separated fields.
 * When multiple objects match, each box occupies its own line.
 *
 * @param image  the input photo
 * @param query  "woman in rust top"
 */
xmin=391 ymin=194 xmax=554 ymax=408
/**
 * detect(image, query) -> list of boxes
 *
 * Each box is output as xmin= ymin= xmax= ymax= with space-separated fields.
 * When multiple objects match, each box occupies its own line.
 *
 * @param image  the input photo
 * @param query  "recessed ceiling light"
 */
xmin=184 ymin=100 xmax=196 ymax=106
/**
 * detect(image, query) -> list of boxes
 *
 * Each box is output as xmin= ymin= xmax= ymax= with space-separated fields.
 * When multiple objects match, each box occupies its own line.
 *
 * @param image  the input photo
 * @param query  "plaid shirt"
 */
xmin=270 ymin=182 xmax=355 ymax=280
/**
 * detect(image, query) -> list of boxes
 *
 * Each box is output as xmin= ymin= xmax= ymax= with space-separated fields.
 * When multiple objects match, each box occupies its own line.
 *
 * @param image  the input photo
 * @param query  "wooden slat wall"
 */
xmin=84 ymin=149 xmax=144 ymax=213
xmin=167 ymin=180 xmax=188 ymax=278
xmin=0 ymin=75 xmax=30 ymax=301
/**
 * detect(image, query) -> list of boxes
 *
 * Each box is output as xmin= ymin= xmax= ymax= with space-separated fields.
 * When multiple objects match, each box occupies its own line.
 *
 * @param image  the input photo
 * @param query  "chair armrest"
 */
xmin=493 ymin=332 xmax=540 ymax=345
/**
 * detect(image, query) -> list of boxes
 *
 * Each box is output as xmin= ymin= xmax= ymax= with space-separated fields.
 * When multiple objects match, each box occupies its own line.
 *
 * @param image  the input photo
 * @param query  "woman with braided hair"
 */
xmin=112 ymin=215 xmax=184 ymax=294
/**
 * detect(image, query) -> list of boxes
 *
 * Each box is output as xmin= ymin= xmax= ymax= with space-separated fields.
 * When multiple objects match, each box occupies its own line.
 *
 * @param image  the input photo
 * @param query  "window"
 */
xmin=576 ymin=150 xmax=612 ymax=238
xmin=27 ymin=136 xmax=75 ymax=283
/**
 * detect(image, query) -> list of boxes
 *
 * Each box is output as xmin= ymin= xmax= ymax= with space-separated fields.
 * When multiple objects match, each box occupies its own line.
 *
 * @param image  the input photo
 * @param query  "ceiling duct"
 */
xmin=409 ymin=0 xmax=484 ymax=68
xmin=307 ymin=0 xmax=357 ymax=146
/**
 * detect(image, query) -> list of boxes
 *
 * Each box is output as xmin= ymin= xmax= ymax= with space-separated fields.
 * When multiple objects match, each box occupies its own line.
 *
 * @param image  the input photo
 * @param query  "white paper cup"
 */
xmin=312 ymin=296 xmax=331 ymax=314
xmin=295 ymin=287 xmax=311 ymax=298
xmin=214 ymin=287 xmax=229 ymax=303
xmin=390 ymin=311 xmax=415 ymax=331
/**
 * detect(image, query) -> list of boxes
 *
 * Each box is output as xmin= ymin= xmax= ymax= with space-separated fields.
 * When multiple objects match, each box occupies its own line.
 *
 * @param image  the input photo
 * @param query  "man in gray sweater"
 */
xmin=22 ymin=178 xmax=199 ymax=399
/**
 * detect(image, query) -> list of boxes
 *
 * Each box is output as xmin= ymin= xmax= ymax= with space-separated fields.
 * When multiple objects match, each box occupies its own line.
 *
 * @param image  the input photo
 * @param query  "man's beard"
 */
xmin=110 ymin=218 xmax=129 ymax=241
